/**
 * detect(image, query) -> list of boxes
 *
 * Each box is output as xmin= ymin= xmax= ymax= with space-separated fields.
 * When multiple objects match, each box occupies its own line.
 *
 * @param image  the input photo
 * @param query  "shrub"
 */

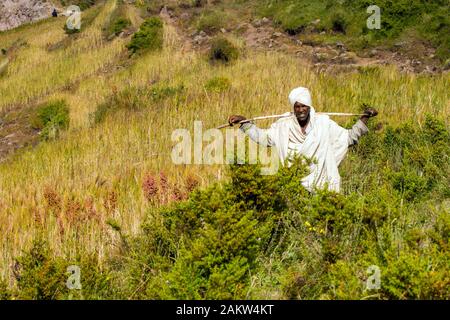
xmin=330 ymin=10 xmax=348 ymax=34
xmin=91 ymin=84 xmax=184 ymax=124
xmin=10 ymin=239 xmax=113 ymax=300
xmin=104 ymin=3 xmax=131 ymax=39
xmin=31 ymin=100 xmax=70 ymax=140
xmin=204 ymin=77 xmax=231 ymax=93
xmin=0 ymin=279 xmax=11 ymax=300
xmin=127 ymin=17 xmax=163 ymax=54
xmin=111 ymin=17 xmax=131 ymax=36
xmin=209 ymin=37 xmax=239 ymax=63
xmin=193 ymin=0 xmax=207 ymax=7
xmin=196 ymin=10 xmax=226 ymax=33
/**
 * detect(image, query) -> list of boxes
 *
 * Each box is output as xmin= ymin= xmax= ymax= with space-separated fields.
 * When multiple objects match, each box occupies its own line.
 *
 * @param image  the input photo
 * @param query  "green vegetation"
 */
xmin=204 ymin=76 xmax=231 ymax=93
xmin=31 ymin=100 xmax=70 ymax=140
xmin=104 ymin=1 xmax=131 ymax=38
xmin=8 ymin=239 xmax=112 ymax=299
xmin=3 ymin=115 xmax=448 ymax=299
xmin=127 ymin=17 xmax=163 ymax=53
xmin=91 ymin=84 xmax=185 ymax=124
xmin=196 ymin=10 xmax=228 ymax=33
xmin=258 ymin=0 xmax=450 ymax=61
xmin=0 ymin=0 xmax=448 ymax=300
xmin=209 ymin=37 xmax=239 ymax=63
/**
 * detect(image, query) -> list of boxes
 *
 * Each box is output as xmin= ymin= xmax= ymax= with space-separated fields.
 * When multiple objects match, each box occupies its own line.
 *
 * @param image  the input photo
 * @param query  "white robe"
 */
xmin=240 ymin=107 xmax=360 ymax=192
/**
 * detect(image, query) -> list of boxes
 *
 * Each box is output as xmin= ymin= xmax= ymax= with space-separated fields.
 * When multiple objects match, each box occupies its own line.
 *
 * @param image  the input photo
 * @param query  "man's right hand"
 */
xmin=228 ymin=115 xmax=247 ymax=126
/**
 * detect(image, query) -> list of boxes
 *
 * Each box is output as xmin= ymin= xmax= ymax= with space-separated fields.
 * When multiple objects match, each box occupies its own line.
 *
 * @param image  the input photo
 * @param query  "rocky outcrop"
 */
xmin=0 ymin=0 xmax=55 ymax=31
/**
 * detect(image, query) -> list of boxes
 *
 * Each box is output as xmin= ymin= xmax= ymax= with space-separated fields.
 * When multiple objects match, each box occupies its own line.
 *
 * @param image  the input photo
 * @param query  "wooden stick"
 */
xmin=217 ymin=112 xmax=365 ymax=129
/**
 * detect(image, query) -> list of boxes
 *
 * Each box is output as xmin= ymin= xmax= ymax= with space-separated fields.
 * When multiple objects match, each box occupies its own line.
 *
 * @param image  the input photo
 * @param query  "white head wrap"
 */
xmin=288 ymin=87 xmax=313 ymax=108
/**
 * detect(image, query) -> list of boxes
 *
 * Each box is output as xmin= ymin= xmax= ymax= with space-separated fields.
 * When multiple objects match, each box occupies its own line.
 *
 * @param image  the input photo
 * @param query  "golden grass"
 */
xmin=0 ymin=0 xmax=449 ymax=281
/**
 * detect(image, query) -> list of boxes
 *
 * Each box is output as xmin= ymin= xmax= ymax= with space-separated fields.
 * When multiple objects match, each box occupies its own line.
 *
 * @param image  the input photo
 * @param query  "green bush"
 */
xmin=204 ymin=77 xmax=231 ymax=93
xmin=111 ymin=17 xmax=131 ymax=36
xmin=330 ymin=10 xmax=348 ymax=34
xmin=196 ymin=10 xmax=226 ymax=33
xmin=0 ymin=279 xmax=11 ymax=300
xmin=104 ymin=3 xmax=131 ymax=39
xmin=31 ymin=100 xmax=70 ymax=140
xmin=127 ymin=17 xmax=163 ymax=54
xmin=10 ymin=239 xmax=113 ymax=300
xmin=91 ymin=84 xmax=184 ymax=124
xmin=258 ymin=0 xmax=450 ymax=60
xmin=209 ymin=37 xmax=239 ymax=63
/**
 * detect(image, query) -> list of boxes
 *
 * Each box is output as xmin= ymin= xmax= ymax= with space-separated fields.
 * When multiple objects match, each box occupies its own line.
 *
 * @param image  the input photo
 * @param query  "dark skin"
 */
xmin=229 ymin=103 xmax=378 ymax=132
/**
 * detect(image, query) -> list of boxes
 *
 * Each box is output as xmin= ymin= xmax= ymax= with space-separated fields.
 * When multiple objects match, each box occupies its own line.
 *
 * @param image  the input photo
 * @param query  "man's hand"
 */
xmin=360 ymin=108 xmax=378 ymax=124
xmin=228 ymin=115 xmax=247 ymax=126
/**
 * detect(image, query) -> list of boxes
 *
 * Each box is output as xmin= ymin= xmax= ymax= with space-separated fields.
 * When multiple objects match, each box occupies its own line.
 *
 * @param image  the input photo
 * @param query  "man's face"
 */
xmin=294 ymin=102 xmax=310 ymax=122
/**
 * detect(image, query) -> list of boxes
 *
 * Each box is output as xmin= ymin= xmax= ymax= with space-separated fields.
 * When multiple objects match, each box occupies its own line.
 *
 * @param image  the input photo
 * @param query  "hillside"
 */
xmin=0 ymin=0 xmax=448 ymax=300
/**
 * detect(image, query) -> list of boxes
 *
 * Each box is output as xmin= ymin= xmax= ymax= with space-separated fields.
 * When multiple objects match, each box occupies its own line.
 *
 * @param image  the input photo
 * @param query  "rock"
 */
xmin=220 ymin=28 xmax=226 ymax=33
xmin=295 ymin=40 xmax=303 ymax=45
xmin=320 ymin=31 xmax=326 ymax=35
xmin=443 ymin=59 xmax=450 ymax=70
xmin=370 ymin=49 xmax=378 ymax=56
xmin=160 ymin=6 xmax=169 ymax=17
xmin=193 ymin=35 xmax=206 ymax=44
xmin=313 ymin=52 xmax=329 ymax=62
xmin=311 ymin=19 xmax=320 ymax=25
xmin=0 ymin=0 xmax=54 ymax=31
xmin=272 ymin=32 xmax=283 ymax=38
xmin=199 ymin=30 xmax=207 ymax=37
xmin=180 ymin=13 xmax=190 ymax=21
xmin=237 ymin=23 xmax=248 ymax=31
xmin=252 ymin=19 xmax=262 ymax=27
xmin=5 ymin=133 xmax=15 ymax=139
xmin=262 ymin=17 xmax=269 ymax=24
xmin=335 ymin=41 xmax=345 ymax=49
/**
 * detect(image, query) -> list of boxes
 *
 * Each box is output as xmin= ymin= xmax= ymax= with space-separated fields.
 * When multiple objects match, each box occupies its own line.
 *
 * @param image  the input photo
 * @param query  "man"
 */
xmin=228 ymin=87 xmax=378 ymax=192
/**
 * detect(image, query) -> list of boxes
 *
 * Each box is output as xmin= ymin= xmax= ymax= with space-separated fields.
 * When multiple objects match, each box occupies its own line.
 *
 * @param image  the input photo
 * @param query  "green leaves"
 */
xmin=127 ymin=17 xmax=163 ymax=54
xmin=31 ymin=100 xmax=70 ymax=140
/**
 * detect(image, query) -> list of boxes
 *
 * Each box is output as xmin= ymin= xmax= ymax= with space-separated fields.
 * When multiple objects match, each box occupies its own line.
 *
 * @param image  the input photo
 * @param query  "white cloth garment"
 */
xmin=240 ymin=87 xmax=368 ymax=192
